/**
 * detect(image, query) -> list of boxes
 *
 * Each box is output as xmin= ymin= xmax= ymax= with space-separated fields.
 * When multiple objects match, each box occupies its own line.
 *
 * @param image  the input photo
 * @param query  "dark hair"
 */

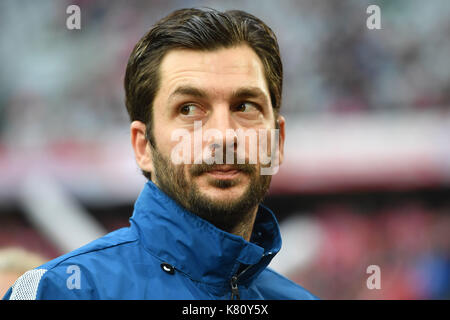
xmin=124 ymin=7 xmax=283 ymax=180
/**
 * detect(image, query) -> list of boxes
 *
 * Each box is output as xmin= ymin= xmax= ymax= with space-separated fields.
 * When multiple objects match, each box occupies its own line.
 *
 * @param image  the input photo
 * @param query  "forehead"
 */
xmin=157 ymin=45 xmax=269 ymax=98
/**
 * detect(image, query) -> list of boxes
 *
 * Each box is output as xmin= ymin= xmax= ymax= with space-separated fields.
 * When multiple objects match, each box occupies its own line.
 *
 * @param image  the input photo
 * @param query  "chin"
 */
xmin=199 ymin=182 xmax=247 ymax=201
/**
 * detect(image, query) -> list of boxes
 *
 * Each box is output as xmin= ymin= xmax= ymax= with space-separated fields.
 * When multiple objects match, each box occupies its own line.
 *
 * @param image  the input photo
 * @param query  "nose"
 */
xmin=202 ymin=104 xmax=238 ymax=162
xmin=205 ymin=103 xmax=237 ymax=133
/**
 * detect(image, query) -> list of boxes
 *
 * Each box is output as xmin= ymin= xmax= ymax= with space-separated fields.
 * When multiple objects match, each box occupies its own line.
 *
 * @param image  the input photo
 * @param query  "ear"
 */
xmin=276 ymin=115 xmax=285 ymax=166
xmin=130 ymin=121 xmax=154 ymax=174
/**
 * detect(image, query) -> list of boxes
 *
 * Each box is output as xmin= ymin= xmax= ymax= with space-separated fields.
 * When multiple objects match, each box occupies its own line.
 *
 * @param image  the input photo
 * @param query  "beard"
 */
xmin=150 ymin=144 xmax=272 ymax=233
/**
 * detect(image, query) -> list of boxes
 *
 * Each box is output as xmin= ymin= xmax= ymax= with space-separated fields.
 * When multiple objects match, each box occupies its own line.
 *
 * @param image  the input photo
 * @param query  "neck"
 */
xmin=229 ymin=206 xmax=258 ymax=241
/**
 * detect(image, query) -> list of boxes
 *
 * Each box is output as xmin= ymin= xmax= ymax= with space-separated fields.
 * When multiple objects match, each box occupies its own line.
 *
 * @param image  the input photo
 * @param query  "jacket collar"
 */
xmin=129 ymin=181 xmax=282 ymax=288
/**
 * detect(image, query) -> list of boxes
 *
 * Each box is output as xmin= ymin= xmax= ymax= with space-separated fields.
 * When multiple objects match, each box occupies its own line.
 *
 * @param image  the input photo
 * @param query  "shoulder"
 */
xmin=41 ymin=227 xmax=138 ymax=270
xmin=4 ymin=227 xmax=139 ymax=300
xmin=256 ymin=267 xmax=319 ymax=300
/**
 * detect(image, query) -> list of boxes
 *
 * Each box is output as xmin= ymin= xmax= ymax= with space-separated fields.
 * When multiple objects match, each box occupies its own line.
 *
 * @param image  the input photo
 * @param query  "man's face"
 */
xmin=133 ymin=44 xmax=285 ymax=231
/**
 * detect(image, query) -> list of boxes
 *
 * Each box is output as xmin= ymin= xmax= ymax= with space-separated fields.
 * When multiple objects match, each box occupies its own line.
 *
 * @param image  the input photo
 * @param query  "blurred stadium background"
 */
xmin=0 ymin=0 xmax=449 ymax=299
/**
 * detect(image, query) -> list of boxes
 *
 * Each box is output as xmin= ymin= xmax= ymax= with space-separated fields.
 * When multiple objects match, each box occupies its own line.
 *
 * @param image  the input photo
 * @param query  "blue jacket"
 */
xmin=3 ymin=181 xmax=317 ymax=300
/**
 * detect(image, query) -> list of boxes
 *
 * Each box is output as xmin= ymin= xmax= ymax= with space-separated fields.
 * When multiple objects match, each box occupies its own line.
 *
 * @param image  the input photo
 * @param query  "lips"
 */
xmin=205 ymin=165 xmax=241 ymax=178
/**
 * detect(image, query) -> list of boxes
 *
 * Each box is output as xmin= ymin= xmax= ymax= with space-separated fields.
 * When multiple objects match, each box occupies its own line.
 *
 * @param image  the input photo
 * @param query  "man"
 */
xmin=3 ymin=8 xmax=317 ymax=300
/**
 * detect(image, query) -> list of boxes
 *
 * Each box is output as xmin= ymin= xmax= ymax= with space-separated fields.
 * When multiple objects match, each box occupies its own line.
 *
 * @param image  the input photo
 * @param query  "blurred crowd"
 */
xmin=0 ymin=0 xmax=449 ymax=146
xmin=273 ymin=200 xmax=450 ymax=299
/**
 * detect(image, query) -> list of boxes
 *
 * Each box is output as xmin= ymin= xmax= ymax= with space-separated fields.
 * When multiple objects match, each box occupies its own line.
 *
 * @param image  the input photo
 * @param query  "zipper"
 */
xmin=230 ymin=275 xmax=240 ymax=300
xmin=229 ymin=251 xmax=274 ymax=300
xmin=229 ymin=263 xmax=254 ymax=300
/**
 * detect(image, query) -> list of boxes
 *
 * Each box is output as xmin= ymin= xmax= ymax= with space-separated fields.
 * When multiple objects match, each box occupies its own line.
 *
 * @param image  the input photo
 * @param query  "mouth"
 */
xmin=204 ymin=165 xmax=242 ymax=179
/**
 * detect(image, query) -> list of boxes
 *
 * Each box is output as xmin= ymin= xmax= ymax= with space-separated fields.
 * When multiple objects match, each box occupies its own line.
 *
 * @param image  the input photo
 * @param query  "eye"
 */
xmin=234 ymin=102 xmax=260 ymax=113
xmin=180 ymin=104 xmax=202 ymax=116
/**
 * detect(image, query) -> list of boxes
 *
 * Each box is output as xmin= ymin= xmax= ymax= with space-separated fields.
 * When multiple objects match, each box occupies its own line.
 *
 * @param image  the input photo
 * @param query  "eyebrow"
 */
xmin=232 ymin=87 xmax=269 ymax=104
xmin=168 ymin=85 xmax=269 ymax=105
xmin=168 ymin=85 xmax=207 ymax=102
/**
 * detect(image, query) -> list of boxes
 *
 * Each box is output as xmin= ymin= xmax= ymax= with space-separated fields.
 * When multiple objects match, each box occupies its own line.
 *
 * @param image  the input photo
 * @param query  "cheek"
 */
xmin=261 ymin=127 xmax=279 ymax=153
xmin=238 ymin=128 xmax=275 ymax=164
xmin=153 ymin=124 xmax=188 ymax=161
